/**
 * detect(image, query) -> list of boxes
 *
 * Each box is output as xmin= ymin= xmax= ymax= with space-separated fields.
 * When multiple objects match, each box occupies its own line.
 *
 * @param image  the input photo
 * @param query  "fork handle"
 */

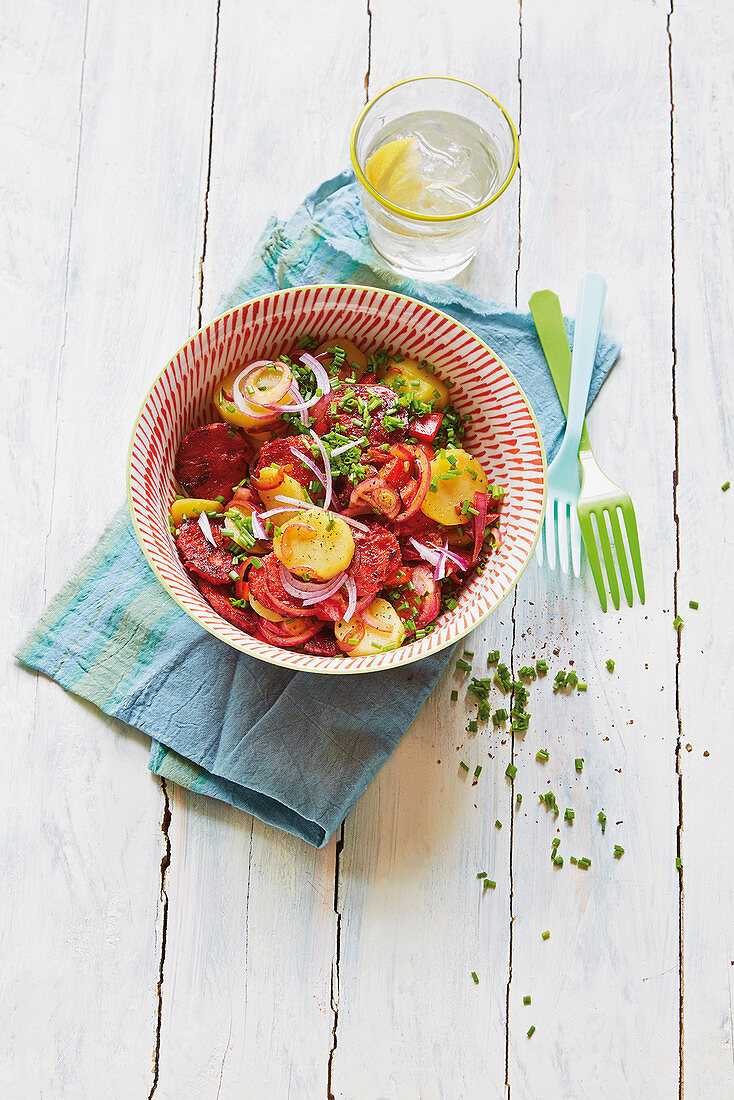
xmin=528 ymin=290 xmax=592 ymax=454
xmin=566 ymin=273 xmax=606 ymax=449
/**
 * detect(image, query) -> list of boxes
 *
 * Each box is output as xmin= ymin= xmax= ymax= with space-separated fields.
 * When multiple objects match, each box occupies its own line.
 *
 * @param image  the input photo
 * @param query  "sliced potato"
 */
xmin=335 ymin=598 xmax=406 ymax=656
xmin=170 ymin=498 xmax=224 ymax=525
xmin=256 ymin=468 xmax=311 ymax=525
xmin=273 ymin=508 xmax=355 ymax=580
xmin=421 ymin=447 xmax=488 ymax=526
xmin=249 ymin=594 xmax=285 ymax=623
xmin=377 ymin=357 xmax=451 ymax=411
xmin=215 ymin=362 xmax=293 ymax=430
xmin=314 ymin=337 xmax=368 ymax=379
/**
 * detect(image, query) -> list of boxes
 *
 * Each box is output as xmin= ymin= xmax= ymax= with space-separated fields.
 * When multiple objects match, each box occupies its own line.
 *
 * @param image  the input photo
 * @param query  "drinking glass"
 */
xmin=351 ymin=76 xmax=518 ymax=283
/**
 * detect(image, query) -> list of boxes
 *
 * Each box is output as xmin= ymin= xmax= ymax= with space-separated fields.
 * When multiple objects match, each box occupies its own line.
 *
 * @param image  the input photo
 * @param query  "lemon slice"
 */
xmin=364 ymin=136 xmax=422 ymax=208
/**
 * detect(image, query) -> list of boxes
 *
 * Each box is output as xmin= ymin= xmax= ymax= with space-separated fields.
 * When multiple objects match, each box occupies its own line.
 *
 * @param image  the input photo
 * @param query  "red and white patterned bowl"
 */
xmin=128 ymin=285 xmax=546 ymax=674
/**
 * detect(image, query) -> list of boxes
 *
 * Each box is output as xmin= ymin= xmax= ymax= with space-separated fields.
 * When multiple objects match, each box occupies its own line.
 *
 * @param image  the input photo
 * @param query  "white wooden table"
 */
xmin=3 ymin=2 xmax=733 ymax=1096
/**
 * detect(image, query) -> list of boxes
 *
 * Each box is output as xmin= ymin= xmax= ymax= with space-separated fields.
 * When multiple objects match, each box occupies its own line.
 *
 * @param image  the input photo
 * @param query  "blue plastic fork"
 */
xmin=537 ymin=273 xmax=607 ymax=574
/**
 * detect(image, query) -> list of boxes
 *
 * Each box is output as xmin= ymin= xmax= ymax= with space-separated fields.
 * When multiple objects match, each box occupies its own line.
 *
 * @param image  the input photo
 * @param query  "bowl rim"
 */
xmin=127 ymin=284 xmax=547 ymax=674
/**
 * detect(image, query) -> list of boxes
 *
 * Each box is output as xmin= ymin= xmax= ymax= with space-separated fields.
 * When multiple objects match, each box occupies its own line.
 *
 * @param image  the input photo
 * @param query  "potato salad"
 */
xmin=168 ymin=337 xmax=505 ymax=656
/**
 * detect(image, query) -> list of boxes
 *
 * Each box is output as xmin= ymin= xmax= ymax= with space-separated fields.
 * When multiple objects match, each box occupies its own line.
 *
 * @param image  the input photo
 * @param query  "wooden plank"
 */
xmin=509 ymin=0 xmax=680 ymax=1094
xmin=152 ymin=2 xmax=368 ymax=1096
xmin=0 ymin=0 xmax=221 ymax=1094
xmin=671 ymin=0 xmax=734 ymax=1091
xmin=331 ymin=3 xmax=521 ymax=1097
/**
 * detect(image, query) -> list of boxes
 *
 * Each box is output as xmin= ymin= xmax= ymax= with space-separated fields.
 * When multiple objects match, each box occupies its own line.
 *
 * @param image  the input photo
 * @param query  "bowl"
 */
xmin=128 ymin=284 xmax=546 ymax=674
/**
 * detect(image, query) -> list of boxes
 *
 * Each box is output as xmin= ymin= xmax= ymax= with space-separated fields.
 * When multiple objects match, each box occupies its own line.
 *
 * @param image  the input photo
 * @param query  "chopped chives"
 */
xmin=492 ymin=708 xmax=509 ymax=725
xmin=516 ymin=793 xmax=523 ymax=805
xmin=473 ymin=765 xmax=482 ymax=779
xmin=487 ymin=650 xmax=500 ymax=665
xmin=523 ymin=995 xmax=531 ymax=1005
xmin=676 ymin=856 xmax=682 ymax=869
xmin=450 ymin=690 xmax=458 ymax=702
xmin=722 ymin=481 xmax=731 ymax=491
xmin=598 ymin=810 xmax=607 ymax=834
xmin=567 ymin=670 xmax=579 ymax=689
xmin=575 ymin=758 xmax=584 ymax=774
xmin=673 ymin=615 xmax=684 ymax=630
xmin=477 ymin=871 xmax=487 ymax=879
xmin=536 ymin=659 xmax=548 ymax=674
xmin=459 ymin=761 xmax=470 ymax=772
xmin=578 ymin=682 xmax=588 ymax=692
xmin=485 ymin=878 xmax=496 ymax=889
xmin=527 ymin=1026 xmax=536 ymax=1038
xmin=471 ymin=971 xmax=479 ymax=985
xmin=463 ymin=649 xmax=474 ymax=658
xmin=578 ymin=857 xmax=591 ymax=869
xmin=570 ymin=856 xmax=578 ymax=865
xmin=456 ymin=658 xmax=472 ymax=673
xmin=553 ymin=856 xmax=564 ymax=867
xmin=542 ymin=930 xmax=550 ymax=940
xmin=613 ymin=845 xmax=625 ymax=859
xmin=688 ymin=600 xmax=698 ymax=610
xmin=564 ymin=808 xmax=575 ymax=822
xmin=505 ymin=763 xmax=518 ymax=780
xmin=606 ymin=659 xmax=615 ymax=672
xmin=468 ymin=720 xmax=478 ymax=733
xmin=551 ymin=837 xmax=561 ymax=849
xmin=536 ymin=749 xmax=549 ymax=762
xmin=495 ymin=820 xmax=502 ymax=830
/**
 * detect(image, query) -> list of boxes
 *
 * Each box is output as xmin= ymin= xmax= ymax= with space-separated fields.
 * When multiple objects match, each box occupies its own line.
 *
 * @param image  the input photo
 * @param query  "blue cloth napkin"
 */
xmin=17 ymin=171 xmax=620 ymax=848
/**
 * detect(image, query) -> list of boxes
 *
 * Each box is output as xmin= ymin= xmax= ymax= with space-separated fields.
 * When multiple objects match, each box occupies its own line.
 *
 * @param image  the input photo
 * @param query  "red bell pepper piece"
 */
xmin=408 ymin=411 xmax=443 ymax=443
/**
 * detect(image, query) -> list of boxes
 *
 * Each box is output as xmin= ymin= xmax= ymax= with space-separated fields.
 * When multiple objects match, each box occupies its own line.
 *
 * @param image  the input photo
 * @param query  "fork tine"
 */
xmin=545 ymin=502 xmax=558 ymax=571
xmin=619 ymin=500 xmax=645 ymax=603
xmin=577 ymin=510 xmax=608 ymax=612
xmin=595 ymin=511 xmax=621 ymax=610
xmin=570 ymin=506 xmax=582 ymax=578
xmin=557 ymin=502 xmax=571 ymax=574
xmin=608 ymin=507 xmax=634 ymax=607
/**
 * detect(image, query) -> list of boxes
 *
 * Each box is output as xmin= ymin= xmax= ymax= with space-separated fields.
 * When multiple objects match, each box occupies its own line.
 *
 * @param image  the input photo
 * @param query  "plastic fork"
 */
xmin=529 ymin=287 xmax=645 ymax=611
xmin=535 ymin=274 xmax=607 ymax=578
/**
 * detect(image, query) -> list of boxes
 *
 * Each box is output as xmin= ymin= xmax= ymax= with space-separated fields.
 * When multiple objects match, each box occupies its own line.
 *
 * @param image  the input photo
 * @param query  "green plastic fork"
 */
xmin=529 ymin=288 xmax=645 ymax=611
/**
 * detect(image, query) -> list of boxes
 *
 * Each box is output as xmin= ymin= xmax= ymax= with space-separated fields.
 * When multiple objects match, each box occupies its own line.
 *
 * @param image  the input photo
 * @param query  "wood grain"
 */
xmin=331 ymin=3 xmax=520 ymax=1097
xmin=509 ymin=1 xmax=680 ymax=1094
xmin=152 ymin=2 xmax=368 ymax=1096
xmin=1 ymin=0 xmax=226 ymax=1093
xmin=3 ymin=0 xmax=733 ymax=1095
xmin=672 ymin=0 xmax=734 ymax=1092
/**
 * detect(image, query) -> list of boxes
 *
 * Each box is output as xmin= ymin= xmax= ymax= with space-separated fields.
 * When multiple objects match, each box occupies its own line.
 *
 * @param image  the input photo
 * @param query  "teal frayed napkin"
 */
xmin=17 ymin=171 xmax=620 ymax=848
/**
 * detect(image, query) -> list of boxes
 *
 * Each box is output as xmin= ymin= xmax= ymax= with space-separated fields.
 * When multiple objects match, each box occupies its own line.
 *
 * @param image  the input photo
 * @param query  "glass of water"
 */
xmin=350 ymin=76 xmax=518 ymax=283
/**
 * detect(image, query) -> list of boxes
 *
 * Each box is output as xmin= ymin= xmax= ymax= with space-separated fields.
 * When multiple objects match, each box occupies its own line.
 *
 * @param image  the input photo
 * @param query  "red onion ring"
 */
xmin=231 ymin=360 xmax=293 ymax=420
xmin=258 ymin=617 xmax=323 ymax=647
xmin=344 ymin=577 xmax=357 ymax=622
xmin=197 ymin=511 xmax=217 ymax=547
xmin=394 ymin=445 xmax=431 ymax=522
xmin=309 ymin=430 xmax=335 ymax=508
xmin=250 ymin=511 xmax=267 ymax=540
xmin=359 ymin=608 xmax=392 ymax=633
xmin=258 ymin=505 xmax=301 ymax=519
xmin=409 ymin=537 xmax=469 ymax=576
xmin=330 ymin=440 xmax=361 ymax=458
xmin=291 ymin=446 xmax=328 ymax=498
xmin=273 ymin=495 xmax=370 ymax=533
xmin=299 ymin=352 xmax=332 ymax=395
xmin=278 ymin=562 xmax=347 ymax=600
